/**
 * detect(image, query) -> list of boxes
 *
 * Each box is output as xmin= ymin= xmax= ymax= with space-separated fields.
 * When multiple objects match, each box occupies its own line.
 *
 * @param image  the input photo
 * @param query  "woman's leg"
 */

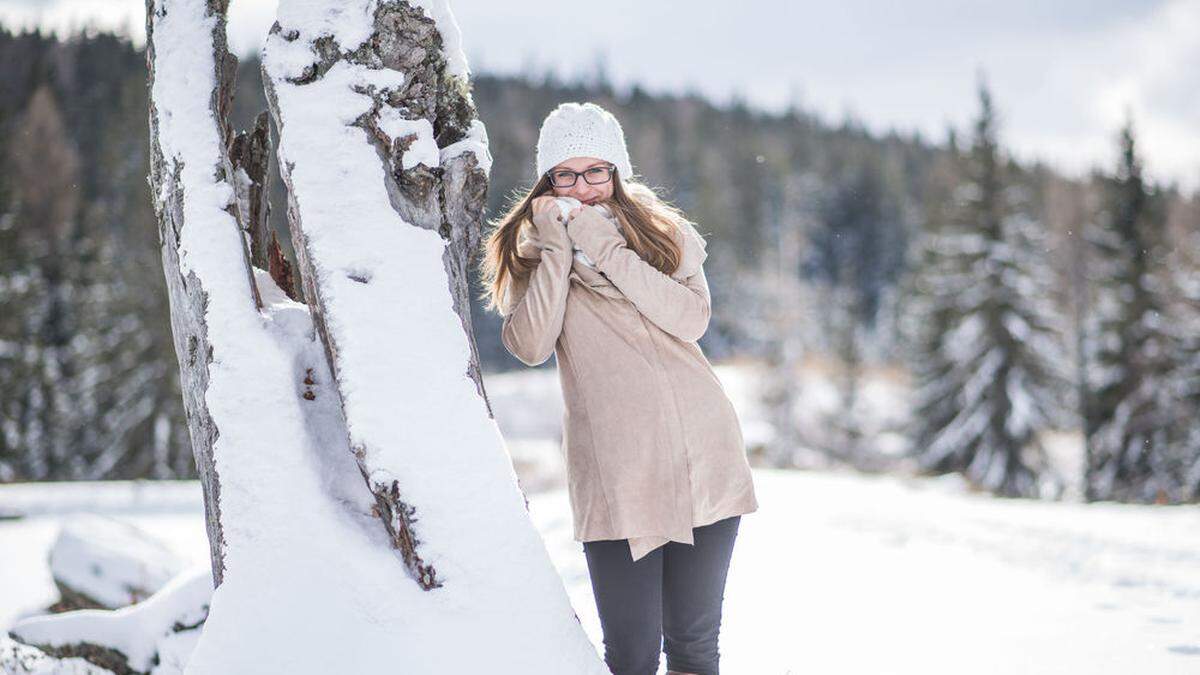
xmin=582 ymin=538 xmax=665 ymax=675
xmin=661 ymin=515 xmax=741 ymax=675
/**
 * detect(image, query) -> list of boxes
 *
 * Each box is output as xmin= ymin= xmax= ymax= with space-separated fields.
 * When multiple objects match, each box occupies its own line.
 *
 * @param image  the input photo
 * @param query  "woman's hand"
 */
xmin=531 ymin=196 xmax=581 ymax=238
xmin=563 ymin=202 xmax=619 ymax=244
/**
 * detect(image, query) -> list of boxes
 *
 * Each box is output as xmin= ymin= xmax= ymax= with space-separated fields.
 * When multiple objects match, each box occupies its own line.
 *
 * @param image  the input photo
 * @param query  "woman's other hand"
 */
xmin=531 ymin=196 xmax=581 ymax=237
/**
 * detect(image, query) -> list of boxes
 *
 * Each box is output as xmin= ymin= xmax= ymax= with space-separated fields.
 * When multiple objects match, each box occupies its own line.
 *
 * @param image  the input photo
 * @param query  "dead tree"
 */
xmin=262 ymin=0 xmax=498 ymax=591
xmin=124 ymin=0 xmax=607 ymax=671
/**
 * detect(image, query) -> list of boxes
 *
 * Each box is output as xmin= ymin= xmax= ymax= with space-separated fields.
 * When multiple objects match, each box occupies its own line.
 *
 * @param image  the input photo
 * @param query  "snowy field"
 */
xmin=3 ymin=468 xmax=1199 ymax=674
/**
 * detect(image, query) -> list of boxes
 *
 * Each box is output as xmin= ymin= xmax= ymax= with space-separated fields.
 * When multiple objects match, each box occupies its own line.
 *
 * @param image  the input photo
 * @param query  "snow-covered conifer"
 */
xmin=908 ymin=83 xmax=1067 ymax=498
xmin=1083 ymin=122 xmax=1191 ymax=503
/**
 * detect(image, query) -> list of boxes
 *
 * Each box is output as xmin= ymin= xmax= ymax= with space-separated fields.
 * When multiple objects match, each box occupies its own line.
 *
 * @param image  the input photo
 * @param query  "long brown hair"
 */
xmin=477 ymin=169 xmax=692 ymax=315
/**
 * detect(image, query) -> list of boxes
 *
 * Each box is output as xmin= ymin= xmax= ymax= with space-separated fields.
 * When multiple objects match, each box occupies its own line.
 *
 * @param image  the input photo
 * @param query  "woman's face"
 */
xmin=547 ymin=156 xmax=615 ymax=205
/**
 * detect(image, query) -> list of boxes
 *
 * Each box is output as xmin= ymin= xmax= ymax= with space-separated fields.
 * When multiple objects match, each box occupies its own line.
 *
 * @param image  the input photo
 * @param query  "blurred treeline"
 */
xmin=0 ymin=28 xmax=1196 ymax=500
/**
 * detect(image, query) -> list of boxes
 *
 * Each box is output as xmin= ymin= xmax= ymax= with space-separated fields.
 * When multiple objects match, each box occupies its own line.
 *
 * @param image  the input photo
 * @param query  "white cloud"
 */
xmin=0 ymin=0 xmax=278 ymax=55
xmin=0 ymin=0 xmax=1195 ymax=189
xmin=1089 ymin=0 xmax=1200 ymax=188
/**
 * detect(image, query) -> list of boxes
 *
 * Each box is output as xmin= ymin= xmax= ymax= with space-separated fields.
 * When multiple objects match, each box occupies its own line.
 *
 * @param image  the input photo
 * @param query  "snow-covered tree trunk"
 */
xmin=262 ymin=0 xmax=505 ymax=591
xmin=146 ymin=0 xmax=247 ymax=585
xmin=137 ymin=0 xmax=605 ymax=672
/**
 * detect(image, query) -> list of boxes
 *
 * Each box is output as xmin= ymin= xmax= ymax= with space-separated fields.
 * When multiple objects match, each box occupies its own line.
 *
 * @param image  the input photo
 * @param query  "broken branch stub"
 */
xmin=229 ymin=110 xmax=300 ymax=301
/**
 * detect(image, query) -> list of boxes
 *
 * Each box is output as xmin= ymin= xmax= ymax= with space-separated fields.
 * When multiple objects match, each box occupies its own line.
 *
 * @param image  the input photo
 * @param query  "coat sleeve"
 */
xmin=567 ymin=207 xmax=711 ymax=342
xmin=499 ymin=220 xmax=574 ymax=366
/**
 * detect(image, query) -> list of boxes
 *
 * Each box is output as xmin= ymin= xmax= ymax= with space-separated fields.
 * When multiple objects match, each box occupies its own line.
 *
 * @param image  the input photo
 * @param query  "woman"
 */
xmin=479 ymin=101 xmax=758 ymax=675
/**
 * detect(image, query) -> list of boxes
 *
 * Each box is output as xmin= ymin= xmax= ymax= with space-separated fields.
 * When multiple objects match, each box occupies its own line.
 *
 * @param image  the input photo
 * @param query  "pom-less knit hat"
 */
xmin=535 ymin=102 xmax=633 ymax=181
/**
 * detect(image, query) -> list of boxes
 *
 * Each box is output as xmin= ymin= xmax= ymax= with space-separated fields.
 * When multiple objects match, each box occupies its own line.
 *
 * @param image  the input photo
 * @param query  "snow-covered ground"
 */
xmin=3 ymin=468 xmax=1198 ymax=674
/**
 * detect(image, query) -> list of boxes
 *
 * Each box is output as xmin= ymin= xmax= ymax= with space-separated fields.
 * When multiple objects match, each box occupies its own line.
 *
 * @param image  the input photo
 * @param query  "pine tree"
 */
xmin=0 ymin=81 xmax=180 ymax=481
xmin=903 ymin=162 xmax=962 ymax=481
xmin=1082 ymin=122 xmax=1189 ymax=503
xmin=755 ymin=171 xmax=823 ymax=467
xmin=796 ymin=152 xmax=910 ymax=464
xmin=1174 ymin=197 xmax=1200 ymax=500
xmin=0 ymin=85 xmax=83 ymax=480
xmin=1173 ymin=227 xmax=1200 ymax=501
xmin=78 ymin=72 xmax=193 ymax=479
xmin=907 ymin=83 xmax=1067 ymax=497
xmin=0 ymin=190 xmax=41 ymax=480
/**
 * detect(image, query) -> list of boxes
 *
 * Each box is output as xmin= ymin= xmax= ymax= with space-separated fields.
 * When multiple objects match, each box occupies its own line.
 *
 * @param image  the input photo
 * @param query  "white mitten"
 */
xmin=553 ymin=195 xmax=581 ymax=220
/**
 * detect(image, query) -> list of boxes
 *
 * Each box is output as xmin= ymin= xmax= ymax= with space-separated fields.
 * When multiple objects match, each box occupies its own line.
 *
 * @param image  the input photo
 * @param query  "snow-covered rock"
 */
xmin=47 ymin=515 xmax=184 ymax=610
xmin=7 ymin=565 xmax=211 ymax=675
xmin=0 ymin=637 xmax=114 ymax=675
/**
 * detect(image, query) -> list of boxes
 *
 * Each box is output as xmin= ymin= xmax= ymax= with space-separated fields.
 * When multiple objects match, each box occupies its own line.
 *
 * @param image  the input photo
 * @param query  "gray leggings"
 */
xmin=582 ymin=515 xmax=741 ymax=675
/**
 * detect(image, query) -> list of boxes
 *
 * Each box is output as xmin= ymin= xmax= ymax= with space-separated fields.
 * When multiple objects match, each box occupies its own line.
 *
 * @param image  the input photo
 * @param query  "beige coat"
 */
xmin=499 ymin=203 xmax=758 ymax=561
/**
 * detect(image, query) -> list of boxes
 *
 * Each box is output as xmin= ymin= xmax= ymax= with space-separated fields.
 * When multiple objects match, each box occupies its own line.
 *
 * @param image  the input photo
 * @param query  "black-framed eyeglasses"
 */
xmin=546 ymin=164 xmax=616 ymax=188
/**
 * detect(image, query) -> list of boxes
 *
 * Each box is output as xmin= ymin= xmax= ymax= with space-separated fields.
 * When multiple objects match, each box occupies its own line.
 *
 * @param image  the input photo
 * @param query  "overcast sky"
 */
xmin=2 ymin=0 xmax=1197 ymax=190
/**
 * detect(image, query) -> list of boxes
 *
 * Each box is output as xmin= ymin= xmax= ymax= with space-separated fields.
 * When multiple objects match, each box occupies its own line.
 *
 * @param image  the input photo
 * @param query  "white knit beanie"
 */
xmin=535 ymin=102 xmax=633 ymax=181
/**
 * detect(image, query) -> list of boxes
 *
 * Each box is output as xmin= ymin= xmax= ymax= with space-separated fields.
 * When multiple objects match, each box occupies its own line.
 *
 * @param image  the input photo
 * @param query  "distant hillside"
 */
xmin=2 ymin=27 xmax=1194 ymax=484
